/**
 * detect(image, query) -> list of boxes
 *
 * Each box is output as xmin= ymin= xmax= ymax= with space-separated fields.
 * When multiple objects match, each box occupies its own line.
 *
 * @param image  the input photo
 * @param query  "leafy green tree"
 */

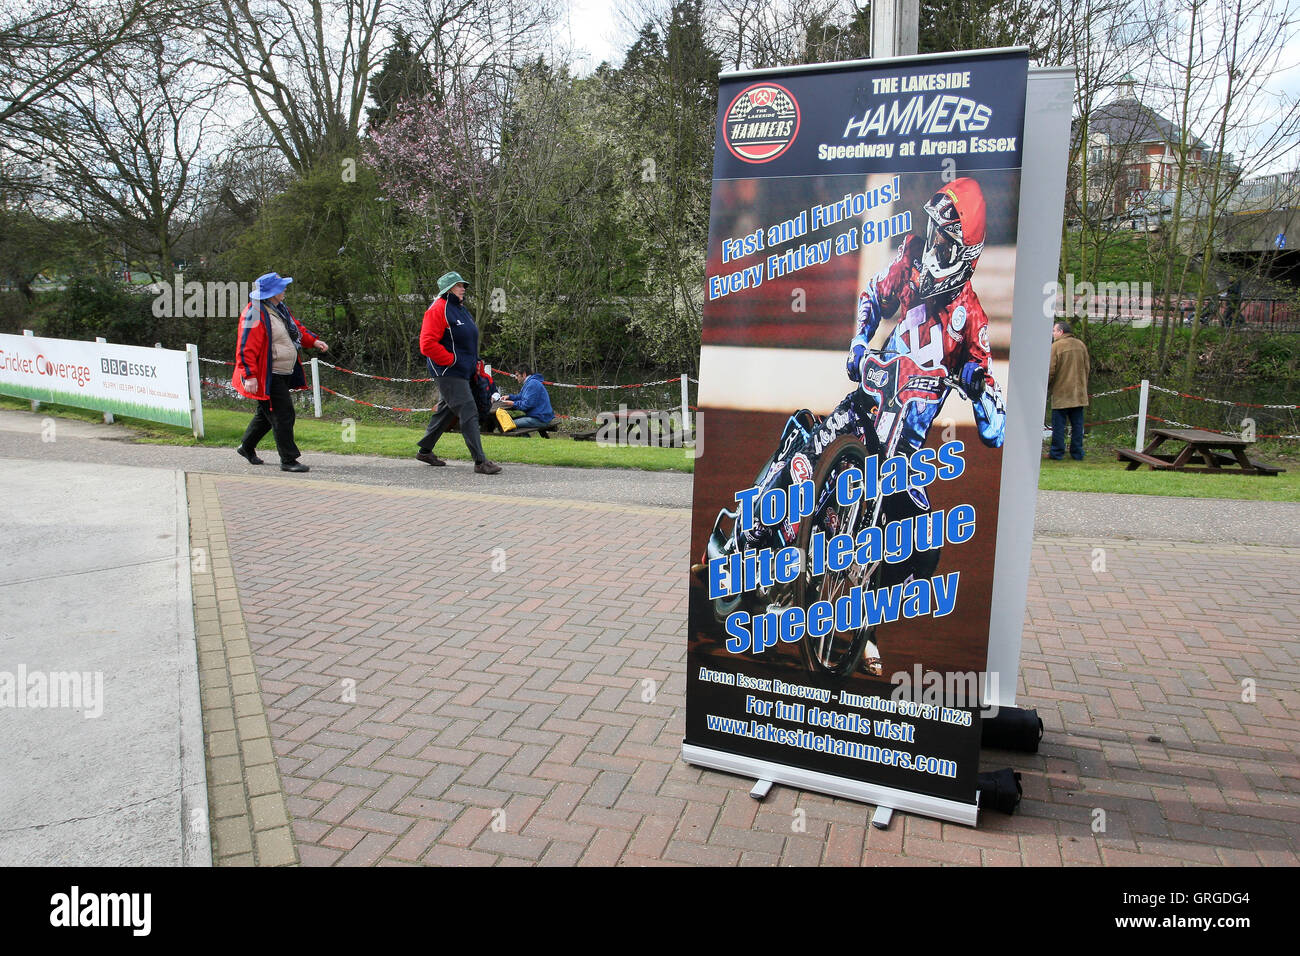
xmin=487 ymin=61 xmax=652 ymax=378
xmin=223 ymin=156 xmax=384 ymax=356
xmin=367 ymin=26 xmax=436 ymax=128
xmin=614 ymin=0 xmax=721 ymax=373
xmin=0 ymin=210 xmax=87 ymax=304
xmin=47 ymin=273 xmax=155 ymax=344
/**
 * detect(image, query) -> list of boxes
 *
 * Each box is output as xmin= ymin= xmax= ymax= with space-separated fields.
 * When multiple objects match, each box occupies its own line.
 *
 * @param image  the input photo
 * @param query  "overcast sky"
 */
xmin=564 ymin=0 xmax=630 ymax=71
xmin=554 ymin=0 xmax=1300 ymax=176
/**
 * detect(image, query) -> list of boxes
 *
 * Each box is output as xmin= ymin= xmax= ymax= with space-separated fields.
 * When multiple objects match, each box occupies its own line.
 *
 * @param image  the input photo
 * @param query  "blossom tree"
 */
xmin=366 ymin=80 xmax=492 ymax=294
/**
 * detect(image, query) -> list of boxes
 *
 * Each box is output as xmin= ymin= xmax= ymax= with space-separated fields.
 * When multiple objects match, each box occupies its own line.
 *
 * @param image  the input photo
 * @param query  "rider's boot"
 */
xmin=860 ymin=639 xmax=884 ymax=677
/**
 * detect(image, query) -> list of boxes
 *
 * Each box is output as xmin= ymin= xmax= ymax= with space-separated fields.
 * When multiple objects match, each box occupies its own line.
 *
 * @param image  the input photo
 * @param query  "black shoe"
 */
xmin=416 ymin=451 xmax=446 ymax=466
xmin=281 ymin=462 xmax=310 ymax=473
xmin=236 ymin=445 xmax=264 ymax=465
xmin=474 ymin=460 xmax=502 ymax=475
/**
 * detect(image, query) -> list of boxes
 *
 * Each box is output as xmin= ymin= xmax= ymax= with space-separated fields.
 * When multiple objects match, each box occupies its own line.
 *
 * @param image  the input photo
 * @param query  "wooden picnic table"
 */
xmin=1117 ymin=427 xmax=1284 ymax=475
xmin=571 ymin=408 xmax=681 ymax=444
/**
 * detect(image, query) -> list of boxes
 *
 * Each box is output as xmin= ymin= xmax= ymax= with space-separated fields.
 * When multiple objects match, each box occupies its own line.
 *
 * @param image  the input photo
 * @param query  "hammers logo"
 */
xmin=723 ymin=82 xmax=800 ymax=163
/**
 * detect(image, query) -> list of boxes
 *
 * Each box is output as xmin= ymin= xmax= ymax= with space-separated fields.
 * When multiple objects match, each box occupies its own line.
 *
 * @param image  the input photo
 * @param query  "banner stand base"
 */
xmin=682 ymin=742 xmax=980 ymax=827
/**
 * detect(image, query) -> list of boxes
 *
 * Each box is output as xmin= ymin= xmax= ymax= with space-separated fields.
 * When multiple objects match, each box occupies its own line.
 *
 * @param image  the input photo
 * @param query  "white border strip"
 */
xmin=682 ymin=743 xmax=980 ymax=826
xmin=985 ymin=65 xmax=1076 ymax=708
xmin=174 ymin=469 xmax=212 ymax=866
xmin=719 ymin=46 xmax=1031 ymax=81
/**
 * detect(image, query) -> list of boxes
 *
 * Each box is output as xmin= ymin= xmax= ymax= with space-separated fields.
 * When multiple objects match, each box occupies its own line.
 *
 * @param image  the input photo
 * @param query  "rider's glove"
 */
xmin=959 ymin=360 xmax=985 ymax=400
xmin=846 ymin=344 xmax=866 ymax=382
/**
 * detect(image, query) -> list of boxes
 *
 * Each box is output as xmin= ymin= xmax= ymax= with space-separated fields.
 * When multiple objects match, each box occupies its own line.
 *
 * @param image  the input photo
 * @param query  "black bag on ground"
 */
xmin=981 ymin=706 xmax=1043 ymax=752
xmin=978 ymin=768 xmax=1023 ymax=814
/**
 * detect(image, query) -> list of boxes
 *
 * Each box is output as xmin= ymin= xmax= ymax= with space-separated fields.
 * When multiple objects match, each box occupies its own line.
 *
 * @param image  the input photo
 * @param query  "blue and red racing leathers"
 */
xmin=737 ymin=233 xmax=1005 ymax=563
xmin=848 ymin=233 xmax=1005 ymax=454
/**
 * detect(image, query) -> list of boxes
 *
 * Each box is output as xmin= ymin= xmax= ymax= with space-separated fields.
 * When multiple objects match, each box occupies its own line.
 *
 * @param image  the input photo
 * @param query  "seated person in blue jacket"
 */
xmin=501 ymin=368 xmax=555 ymax=428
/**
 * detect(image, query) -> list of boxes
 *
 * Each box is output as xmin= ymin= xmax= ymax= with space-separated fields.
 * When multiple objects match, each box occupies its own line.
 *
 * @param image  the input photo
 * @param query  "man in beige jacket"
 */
xmin=1048 ymin=320 xmax=1089 ymax=460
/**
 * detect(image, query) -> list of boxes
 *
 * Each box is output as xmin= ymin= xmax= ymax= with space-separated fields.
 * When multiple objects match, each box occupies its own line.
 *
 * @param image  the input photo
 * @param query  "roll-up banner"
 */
xmin=0 ymin=333 xmax=194 ymax=429
xmin=685 ymin=49 xmax=1033 ymax=825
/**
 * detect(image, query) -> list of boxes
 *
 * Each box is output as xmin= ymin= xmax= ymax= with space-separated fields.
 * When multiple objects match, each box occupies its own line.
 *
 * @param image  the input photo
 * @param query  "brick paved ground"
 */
xmin=190 ymin=474 xmax=298 ymax=866
xmin=196 ymin=472 xmax=1300 ymax=866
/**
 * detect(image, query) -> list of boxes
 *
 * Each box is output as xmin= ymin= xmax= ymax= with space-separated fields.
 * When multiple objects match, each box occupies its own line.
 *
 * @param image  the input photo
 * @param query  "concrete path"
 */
xmin=1033 ymin=489 xmax=1300 ymax=548
xmin=0 ymin=409 xmax=691 ymax=510
xmin=0 ymin=458 xmax=208 ymax=866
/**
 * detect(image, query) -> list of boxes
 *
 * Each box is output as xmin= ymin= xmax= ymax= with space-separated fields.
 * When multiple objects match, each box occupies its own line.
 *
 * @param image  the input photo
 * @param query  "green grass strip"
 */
xmin=0 ymin=396 xmax=696 ymax=473
xmin=1037 ymin=454 xmax=1299 ymax=502
xmin=9 ymin=396 xmax=1300 ymax=495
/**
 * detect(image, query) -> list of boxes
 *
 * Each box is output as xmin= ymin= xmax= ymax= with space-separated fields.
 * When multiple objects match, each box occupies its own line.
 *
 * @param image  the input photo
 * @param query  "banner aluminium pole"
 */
xmin=984 ymin=65 xmax=1076 ymax=712
xmin=96 ymin=337 xmax=114 ymax=424
xmin=23 ymin=330 xmax=38 ymax=411
xmin=871 ymin=0 xmax=918 ymax=58
xmin=681 ymin=744 xmax=980 ymax=826
xmin=186 ymin=343 xmax=204 ymax=439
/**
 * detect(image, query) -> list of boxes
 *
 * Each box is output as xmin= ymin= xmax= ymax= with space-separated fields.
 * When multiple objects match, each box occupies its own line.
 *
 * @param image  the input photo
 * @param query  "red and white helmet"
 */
xmin=919 ymin=177 xmax=986 ymax=300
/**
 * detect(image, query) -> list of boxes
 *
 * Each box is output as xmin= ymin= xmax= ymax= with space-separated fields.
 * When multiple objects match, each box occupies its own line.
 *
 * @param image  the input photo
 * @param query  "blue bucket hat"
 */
xmin=250 ymin=272 xmax=293 ymax=300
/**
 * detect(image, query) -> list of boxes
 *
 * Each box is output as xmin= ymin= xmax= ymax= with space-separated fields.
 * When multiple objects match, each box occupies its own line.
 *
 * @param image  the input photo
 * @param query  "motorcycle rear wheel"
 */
xmin=795 ymin=435 xmax=885 ymax=679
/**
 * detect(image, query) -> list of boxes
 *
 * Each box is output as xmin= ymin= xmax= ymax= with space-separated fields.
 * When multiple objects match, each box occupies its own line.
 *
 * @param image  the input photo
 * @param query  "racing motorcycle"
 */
xmin=698 ymin=348 xmax=981 ymax=679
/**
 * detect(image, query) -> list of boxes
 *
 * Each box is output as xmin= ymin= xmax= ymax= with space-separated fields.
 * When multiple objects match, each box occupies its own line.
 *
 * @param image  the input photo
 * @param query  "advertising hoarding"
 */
xmin=685 ymin=49 xmax=1031 ymax=823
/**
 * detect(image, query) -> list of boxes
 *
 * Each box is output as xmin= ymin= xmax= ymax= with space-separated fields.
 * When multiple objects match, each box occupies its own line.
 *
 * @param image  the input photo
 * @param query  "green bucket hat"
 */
xmin=437 ymin=271 xmax=468 ymax=296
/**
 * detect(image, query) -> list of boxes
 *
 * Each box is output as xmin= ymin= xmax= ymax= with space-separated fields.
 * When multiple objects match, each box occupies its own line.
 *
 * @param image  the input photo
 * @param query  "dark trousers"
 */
xmin=419 ymin=375 xmax=486 ymax=463
xmin=1050 ymin=406 xmax=1085 ymax=460
xmin=241 ymin=373 xmax=300 ymax=464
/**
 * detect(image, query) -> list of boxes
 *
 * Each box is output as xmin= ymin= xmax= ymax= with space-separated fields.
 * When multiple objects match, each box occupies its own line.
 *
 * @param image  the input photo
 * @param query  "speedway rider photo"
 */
xmin=723 ymin=175 xmax=1006 ymax=677
xmin=690 ymin=162 xmax=1023 ymax=690
xmin=702 ymin=174 xmax=1009 ymax=681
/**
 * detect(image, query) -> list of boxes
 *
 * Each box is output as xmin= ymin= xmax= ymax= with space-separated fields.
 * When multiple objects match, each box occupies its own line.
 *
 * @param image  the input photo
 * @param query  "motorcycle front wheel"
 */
xmin=794 ymin=435 xmax=884 ymax=679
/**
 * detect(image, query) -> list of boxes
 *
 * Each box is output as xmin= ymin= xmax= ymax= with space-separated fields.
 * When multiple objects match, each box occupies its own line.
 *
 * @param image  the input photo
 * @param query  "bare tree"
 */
xmin=197 ymin=0 xmax=386 ymax=171
xmin=1 ymin=0 xmax=159 ymax=204
xmin=21 ymin=32 xmax=221 ymax=276
xmin=406 ymin=0 xmax=557 ymax=95
xmin=1042 ymin=0 xmax=1164 ymax=350
xmin=1135 ymin=0 xmax=1300 ymax=378
xmin=698 ymin=0 xmax=866 ymax=72
xmin=0 ymin=0 xmax=150 ymax=130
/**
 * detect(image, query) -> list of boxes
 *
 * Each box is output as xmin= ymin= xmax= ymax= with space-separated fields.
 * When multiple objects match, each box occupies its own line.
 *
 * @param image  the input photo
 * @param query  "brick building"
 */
xmin=1075 ymin=83 xmax=1215 ymax=220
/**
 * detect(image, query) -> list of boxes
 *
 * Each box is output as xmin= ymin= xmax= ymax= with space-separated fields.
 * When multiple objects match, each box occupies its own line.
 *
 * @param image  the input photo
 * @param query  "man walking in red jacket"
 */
xmin=231 ymin=272 xmax=329 ymax=472
xmin=415 ymin=271 xmax=502 ymax=474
